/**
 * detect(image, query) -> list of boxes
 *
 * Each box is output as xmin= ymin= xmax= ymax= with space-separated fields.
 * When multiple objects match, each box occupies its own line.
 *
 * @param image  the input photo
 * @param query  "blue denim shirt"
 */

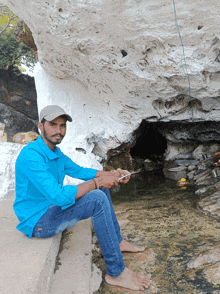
xmin=14 ymin=136 xmax=98 ymax=238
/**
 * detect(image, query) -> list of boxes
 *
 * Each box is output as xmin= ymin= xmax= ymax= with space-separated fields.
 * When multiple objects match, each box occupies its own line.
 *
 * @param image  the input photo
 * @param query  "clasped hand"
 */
xmin=96 ymin=168 xmax=131 ymax=189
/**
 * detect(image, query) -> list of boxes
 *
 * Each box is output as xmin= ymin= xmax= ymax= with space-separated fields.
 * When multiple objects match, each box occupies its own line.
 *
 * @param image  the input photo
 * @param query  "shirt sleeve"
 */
xmin=62 ymin=153 xmax=98 ymax=180
xmin=18 ymin=149 xmax=77 ymax=207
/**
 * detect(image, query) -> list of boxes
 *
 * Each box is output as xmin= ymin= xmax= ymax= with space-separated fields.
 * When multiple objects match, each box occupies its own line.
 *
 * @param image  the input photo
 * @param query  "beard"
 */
xmin=43 ymin=125 xmax=64 ymax=146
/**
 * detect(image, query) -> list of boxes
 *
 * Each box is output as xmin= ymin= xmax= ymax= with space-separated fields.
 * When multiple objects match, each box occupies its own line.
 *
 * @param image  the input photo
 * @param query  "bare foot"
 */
xmin=105 ymin=267 xmax=151 ymax=291
xmin=120 ymin=240 xmax=145 ymax=252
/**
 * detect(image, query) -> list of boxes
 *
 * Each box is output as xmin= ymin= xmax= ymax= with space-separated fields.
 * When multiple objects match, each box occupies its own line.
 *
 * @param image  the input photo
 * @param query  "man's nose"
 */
xmin=55 ymin=126 xmax=62 ymax=133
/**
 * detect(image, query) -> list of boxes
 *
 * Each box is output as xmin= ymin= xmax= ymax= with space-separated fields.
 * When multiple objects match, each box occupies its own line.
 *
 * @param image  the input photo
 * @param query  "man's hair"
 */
xmin=41 ymin=118 xmax=46 ymax=124
xmin=41 ymin=115 xmax=67 ymax=125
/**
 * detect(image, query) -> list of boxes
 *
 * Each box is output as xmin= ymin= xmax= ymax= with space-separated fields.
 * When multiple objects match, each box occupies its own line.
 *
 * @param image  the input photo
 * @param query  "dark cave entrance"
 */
xmin=106 ymin=119 xmax=220 ymax=180
xmin=106 ymin=120 xmax=168 ymax=172
xmin=130 ymin=120 xmax=167 ymax=163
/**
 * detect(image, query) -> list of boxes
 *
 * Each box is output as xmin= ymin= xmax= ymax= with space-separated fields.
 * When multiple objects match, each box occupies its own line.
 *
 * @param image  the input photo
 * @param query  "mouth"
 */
xmin=53 ymin=135 xmax=63 ymax=140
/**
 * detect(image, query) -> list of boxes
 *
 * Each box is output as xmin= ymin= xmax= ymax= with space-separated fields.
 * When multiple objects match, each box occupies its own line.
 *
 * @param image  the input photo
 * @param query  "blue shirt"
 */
xmin=14 ymin=136 xmax=98 ymax=238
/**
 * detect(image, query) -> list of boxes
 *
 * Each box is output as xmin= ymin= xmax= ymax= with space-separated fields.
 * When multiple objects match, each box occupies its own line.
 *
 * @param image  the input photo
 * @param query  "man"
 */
xmin=14 ymin=105 xmax=151 ymax=291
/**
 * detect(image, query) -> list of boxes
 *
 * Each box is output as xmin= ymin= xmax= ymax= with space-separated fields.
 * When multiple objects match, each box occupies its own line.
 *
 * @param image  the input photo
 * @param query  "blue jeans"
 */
xmin=32 ymin=188 xmax=125 ymax=277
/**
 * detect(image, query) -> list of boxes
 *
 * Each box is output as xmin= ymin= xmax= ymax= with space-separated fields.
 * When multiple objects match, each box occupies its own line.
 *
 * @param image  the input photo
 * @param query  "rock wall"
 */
xmin=0 ymin=68 xmax=38 ymax=141
xmin=1 ymin=0 xmax=220 ymax=158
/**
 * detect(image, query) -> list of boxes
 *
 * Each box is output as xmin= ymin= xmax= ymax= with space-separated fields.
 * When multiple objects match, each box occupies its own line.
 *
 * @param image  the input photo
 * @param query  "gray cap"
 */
xmin=39 ymin=105 xmax=72 ymax=122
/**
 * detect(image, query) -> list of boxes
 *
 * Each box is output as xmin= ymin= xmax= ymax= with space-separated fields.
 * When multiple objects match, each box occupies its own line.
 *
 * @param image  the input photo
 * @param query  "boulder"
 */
xmin=187 ymin=165 xmax=197 ymax=171
xmin=165 ymin=144 xmax=194 ymax=161
xmin=187 ymin=247 xmax=220 ymax=285
xmin=0 ymin=122 xmax=7 ymax=142
xmin=0 ymin=132 xmax=7 ymax=142
xmin=0 ymin=103 xmax=38 ymax=141
xmin=198 ymin=191 xmax=220 ymax=219
xmin=192 ymin=145 xmax=214 ymax=161
xmin=187 ymin=170 xmax=196 ymax=180
xmin=13 ymin=131 xmax=39 ymax=144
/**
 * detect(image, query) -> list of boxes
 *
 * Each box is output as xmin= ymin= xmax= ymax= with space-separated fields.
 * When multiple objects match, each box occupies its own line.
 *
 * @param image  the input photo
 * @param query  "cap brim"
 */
xmin=44 ymin=112 xmax=72 ymax=122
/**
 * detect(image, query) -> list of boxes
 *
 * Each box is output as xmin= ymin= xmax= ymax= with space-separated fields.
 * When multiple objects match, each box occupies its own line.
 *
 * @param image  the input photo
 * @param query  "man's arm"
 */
xmin=18 ymin=149 xmax=78 ymax=207
xmin=62 ymin=153 xmax=98 ymax=180
xmin=75 ymin=174 xmax=119 ymax=200
xmin=75 ymin=168 xmax=130 ymax=200
xmin=95 ymin=168 xmax=131 ymax=184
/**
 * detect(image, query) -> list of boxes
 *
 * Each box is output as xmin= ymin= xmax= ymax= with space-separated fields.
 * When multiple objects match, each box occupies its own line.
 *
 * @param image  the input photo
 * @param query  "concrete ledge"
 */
xmin=49 ymin=219 xmax=102 ymax=294
xmin=0 ymin=198 xmax=61 ymax=294
xmin=50 ymin=219 xmax=90 ymax=293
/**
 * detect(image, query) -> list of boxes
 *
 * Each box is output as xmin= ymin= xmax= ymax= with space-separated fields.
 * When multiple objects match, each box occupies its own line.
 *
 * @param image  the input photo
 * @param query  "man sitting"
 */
xmin=14 ymin=105 xmax=151 ymax=291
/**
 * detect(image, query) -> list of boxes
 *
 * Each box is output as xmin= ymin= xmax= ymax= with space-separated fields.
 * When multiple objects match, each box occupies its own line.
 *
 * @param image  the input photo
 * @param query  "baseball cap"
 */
xmin=39 ymin=105 xmax=72 ymax=122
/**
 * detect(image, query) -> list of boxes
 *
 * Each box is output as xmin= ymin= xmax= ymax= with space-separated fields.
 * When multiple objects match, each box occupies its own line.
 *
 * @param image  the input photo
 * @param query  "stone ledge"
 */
xmin=0 ymin=198 xmax=61 ymax=294
xmin=0 ymin=197 xmax=101 ymax=294
xmin=49 ymin=219 xmax=102 ymax=294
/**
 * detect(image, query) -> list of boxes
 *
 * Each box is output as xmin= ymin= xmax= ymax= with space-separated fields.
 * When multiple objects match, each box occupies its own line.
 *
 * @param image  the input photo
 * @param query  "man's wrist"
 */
xmin=93 ymin=178 xmax=99 ymax=189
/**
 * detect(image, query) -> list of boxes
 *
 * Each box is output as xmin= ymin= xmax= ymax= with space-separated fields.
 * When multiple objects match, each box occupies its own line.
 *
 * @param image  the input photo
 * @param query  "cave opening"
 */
xmin=130 ymin=120 xmax=167 ymax=163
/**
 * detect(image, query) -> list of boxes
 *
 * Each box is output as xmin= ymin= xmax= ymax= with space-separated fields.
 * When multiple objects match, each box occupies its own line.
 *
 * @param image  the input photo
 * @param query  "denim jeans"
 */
xmin=32 ymin=188 xmax=125 ymax=277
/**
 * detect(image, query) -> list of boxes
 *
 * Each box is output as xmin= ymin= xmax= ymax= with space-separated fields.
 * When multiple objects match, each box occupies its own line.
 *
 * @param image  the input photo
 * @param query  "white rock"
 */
xmin=195 ymin=187 xmax=208 ymax=195
xmin=187 ymin=170 xmax=196 ymax=180
xmin=0 ymin=142 xmax=24 ymax=199
xmin=187 ymin=165 xmax=196 ymax=171
xmin=165 ymin=144 xmax=194 ymax=161
xmin=1 ymin=0 xmax=220 ymax=157
xmin=192 ymin=145 xmax=208 ymax=161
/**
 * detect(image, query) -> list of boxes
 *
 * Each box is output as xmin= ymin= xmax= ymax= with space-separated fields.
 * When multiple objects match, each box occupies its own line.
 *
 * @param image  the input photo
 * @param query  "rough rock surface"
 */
xmin=0 ymin=142 xmax=24 ymax=197
xmin=2 ymin=0 xmax=220 ymax=157
xmin=0 ymin=103 xmax=38 ymax=141
xmin=13 ymin=131 xmax=39 ymax=144
xmin=198 ymin=191 xmax=220 ymax=219
xmin=0 ymin=69 xmax=38 ymax=141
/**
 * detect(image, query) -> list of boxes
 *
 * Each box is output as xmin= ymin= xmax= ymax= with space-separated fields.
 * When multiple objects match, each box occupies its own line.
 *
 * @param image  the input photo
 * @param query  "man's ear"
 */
xmin=38 ymin=122 xmax=43 ymax=133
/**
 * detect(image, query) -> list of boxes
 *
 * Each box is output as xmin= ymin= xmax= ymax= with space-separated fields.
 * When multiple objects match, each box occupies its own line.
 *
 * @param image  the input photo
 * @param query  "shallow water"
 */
xmin=94 ymin=171 xmax=220 ymax=294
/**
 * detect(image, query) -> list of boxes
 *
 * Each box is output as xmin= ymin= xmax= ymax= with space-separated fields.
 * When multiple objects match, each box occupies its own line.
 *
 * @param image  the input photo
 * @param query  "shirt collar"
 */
xmin=36 ymin=136 xmax=60 ymax=160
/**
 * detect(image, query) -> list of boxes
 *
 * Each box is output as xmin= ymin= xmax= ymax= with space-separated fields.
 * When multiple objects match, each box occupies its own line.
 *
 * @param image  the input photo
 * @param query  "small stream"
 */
xmin=94 ymin=171 xmax=220 ymax=294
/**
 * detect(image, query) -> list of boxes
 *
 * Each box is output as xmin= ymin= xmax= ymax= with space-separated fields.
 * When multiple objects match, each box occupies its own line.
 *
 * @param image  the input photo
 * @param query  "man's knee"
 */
xmin=87 ymin=189 xmax=109 ymax=207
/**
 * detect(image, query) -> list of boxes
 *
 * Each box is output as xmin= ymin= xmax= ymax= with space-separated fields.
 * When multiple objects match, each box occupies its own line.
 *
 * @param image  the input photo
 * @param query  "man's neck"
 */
xmin=41 ymin=136 xmax=55 ymax=151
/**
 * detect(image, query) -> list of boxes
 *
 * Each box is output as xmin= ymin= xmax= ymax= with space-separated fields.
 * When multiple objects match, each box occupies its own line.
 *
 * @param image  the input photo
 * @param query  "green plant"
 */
xmin=0 ymin=4 xmax=36 ymax=76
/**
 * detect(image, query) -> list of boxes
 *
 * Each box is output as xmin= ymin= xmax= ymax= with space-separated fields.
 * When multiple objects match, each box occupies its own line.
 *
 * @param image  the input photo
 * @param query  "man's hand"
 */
xmin=96 ymin=175 xmax=119 ymax=189
xmin=95 ymin=168 xmax=131 ymax=188
xmin=115 ymin=168 xmax=131 ymax=184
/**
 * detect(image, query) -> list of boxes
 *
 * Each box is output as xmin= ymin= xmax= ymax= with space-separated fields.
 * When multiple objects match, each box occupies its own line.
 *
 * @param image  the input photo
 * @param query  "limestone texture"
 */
xmin=0 ymin=142 xmax=24 ymax=198
xmin=1 ymin=0 xmax=220 ymax=157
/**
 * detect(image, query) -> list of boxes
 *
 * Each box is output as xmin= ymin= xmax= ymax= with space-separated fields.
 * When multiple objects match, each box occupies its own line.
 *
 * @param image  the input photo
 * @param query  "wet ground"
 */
xmin=93 ymin=170 xmax=220 ymax=294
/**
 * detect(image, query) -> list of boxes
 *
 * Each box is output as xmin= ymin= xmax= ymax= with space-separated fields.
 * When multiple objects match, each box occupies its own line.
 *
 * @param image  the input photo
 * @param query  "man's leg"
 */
xmin=99 ymin=190 xmax=151 ymax=290
xmin=33 ymin=189 xmax=125 ymax=277
xmin=99 ymin=188 xmax=123 ymax=243
xmin=100 ymin=188 xmax=145 ymax=253
xmin=33 ymin=189 xmax=151 ymax=290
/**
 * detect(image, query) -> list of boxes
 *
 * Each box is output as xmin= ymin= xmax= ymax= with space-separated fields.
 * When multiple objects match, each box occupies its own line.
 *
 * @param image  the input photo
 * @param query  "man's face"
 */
xmin=39 ymin=116 xmax=67 ymax=147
